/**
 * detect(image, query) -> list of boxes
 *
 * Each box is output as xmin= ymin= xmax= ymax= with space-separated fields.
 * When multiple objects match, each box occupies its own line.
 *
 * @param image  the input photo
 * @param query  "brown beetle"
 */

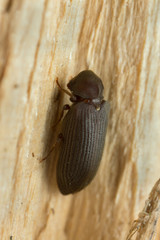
xmin=56 ymin=70 xmax=110 ymax=195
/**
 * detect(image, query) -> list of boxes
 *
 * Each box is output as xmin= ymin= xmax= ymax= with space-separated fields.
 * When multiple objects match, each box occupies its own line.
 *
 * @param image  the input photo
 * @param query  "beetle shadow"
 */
xmin=41 ymin=86 xmax=65 ymax=195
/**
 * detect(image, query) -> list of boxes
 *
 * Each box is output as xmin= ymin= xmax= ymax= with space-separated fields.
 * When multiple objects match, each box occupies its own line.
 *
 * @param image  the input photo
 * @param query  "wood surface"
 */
xmin=0 ymin=0 xmax=160 ymax=240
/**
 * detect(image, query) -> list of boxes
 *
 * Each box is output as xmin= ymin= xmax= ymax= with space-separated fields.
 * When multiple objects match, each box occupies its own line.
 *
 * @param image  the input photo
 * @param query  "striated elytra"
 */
xmin=56 ymin=70 xmax=110 ymax=195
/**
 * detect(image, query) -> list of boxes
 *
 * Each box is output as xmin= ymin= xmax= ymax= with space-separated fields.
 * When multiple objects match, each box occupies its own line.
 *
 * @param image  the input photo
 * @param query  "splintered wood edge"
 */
xmin=126 ymin=179 xmax=160 ymax=240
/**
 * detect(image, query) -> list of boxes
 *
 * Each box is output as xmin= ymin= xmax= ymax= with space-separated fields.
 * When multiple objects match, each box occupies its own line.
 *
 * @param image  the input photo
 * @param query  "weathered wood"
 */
xmin=0 ymin=0 xmax=160 ymax=239
xmin=127 ymin=179 xmax=160 ymax=240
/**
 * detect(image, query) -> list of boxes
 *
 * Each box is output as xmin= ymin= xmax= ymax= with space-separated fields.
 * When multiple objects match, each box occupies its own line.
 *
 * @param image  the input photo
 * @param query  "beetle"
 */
xmin=56 ymin=70 xmax=110 ymax=195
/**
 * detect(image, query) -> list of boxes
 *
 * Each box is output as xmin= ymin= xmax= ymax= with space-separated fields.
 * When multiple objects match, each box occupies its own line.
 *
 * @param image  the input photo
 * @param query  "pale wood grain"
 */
xmin=0 ymin=0 xmax=160 ymax=240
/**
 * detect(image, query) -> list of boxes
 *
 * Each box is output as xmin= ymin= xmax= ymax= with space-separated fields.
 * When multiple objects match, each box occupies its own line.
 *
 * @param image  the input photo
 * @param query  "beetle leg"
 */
xmin=39 ymin=133 xmax=63 ymax=163
xmin=52 ymin=104 xmax=70 ymax=128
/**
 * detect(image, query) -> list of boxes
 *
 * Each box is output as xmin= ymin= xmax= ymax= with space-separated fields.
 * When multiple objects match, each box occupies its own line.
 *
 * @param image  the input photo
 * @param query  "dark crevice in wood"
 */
xmin=5 ymin=0 xmax=13 ymax=12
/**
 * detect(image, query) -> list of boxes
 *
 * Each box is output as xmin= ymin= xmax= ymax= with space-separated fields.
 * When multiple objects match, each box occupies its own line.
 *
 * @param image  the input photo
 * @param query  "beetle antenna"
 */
xmin=56 ymin=78 xmax=72 ymax=97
